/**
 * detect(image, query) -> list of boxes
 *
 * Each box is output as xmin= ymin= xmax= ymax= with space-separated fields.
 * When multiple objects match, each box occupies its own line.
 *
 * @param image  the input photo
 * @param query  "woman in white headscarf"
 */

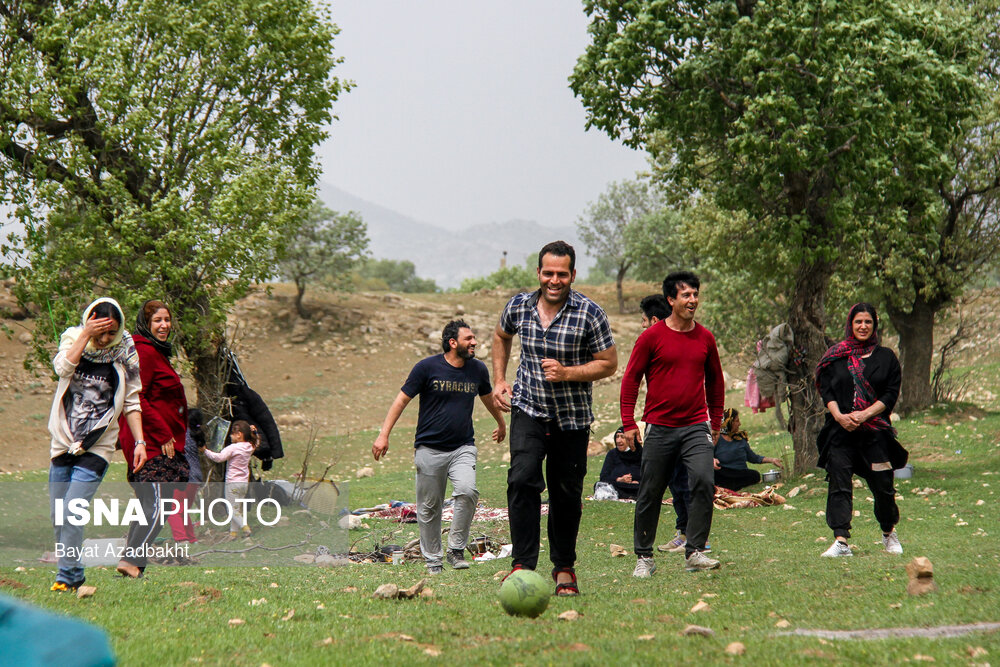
xmin=47 ymin=298 xmax=147 ymax=592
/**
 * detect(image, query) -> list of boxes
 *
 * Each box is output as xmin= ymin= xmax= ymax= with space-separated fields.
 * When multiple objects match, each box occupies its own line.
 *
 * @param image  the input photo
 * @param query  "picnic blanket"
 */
xmin=587 ymin=486 xmax=785 ymax=509
xmin=366 ymin=503 xmax=548 ymax=523
xmin=713 ymin=485 xmax=786 ymax=509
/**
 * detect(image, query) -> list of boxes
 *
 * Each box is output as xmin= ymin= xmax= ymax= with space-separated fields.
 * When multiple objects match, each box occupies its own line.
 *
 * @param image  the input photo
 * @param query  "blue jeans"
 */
xmin=49 ymin=462 xmax=107 ymax=585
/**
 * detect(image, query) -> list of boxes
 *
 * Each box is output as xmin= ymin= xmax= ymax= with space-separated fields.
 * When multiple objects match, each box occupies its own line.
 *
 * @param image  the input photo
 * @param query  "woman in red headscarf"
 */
xmin=815 ymin=303 xmax=907 ymax=558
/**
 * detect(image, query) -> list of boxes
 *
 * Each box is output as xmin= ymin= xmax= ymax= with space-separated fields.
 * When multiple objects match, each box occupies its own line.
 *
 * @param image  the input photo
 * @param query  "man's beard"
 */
xmin=457 ymin=345 xmax=475 ymax=360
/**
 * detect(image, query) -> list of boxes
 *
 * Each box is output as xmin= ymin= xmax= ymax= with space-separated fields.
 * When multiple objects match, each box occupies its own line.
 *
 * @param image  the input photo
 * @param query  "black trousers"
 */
xmin=714 ymin=467 xmax=761 ymax=491
xmin=669 ymin=464 xmax=691 ymax=532
xmin=825 ymin=439 xmax=899 ymax=538
xmin=507 ymin=408 xmax=589 ymax=570
xmin=124 ymin=481 xmax=166 ymax=569
xmin=634 ymin=423 xmax=715 ymax=558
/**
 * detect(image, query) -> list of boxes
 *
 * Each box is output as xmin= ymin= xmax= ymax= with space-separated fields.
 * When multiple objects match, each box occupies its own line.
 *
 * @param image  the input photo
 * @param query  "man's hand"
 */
xmin=541 ymin=358 xmax=568 ymax=382
xmin=492 ymin=419 xmax=506 ymax=443
xmin=372 ymin=435 xmax=389 ymax=461
xmin=163 ymin=438 xmax=175 ymax=459
xmin=623 ymin=428 xmax=642 ymax=450
xmin=766 ymin=457 xmax=784 ymax=469
xmin=713 ymin=458 xmax=721 ymax=470
xmin=711 ymin=429 xmax=720 ymax=445
xmin=616 ymin=473 xmax=633 ymax=483
xmin=492 ymin=379 xmax=512 ymax=413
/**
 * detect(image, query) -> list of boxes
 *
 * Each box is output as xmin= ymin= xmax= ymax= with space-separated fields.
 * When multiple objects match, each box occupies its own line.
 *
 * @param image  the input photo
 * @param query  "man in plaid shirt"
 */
xmin=492 ymin=240 xmax=617 ymax=596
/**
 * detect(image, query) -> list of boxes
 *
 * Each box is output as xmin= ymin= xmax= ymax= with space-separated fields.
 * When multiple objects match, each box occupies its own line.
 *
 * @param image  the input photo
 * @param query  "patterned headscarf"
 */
xmin=720 ymin=408 xmax=748 ymax=440
xmin=815 ymin=303 xmax=892 ymax=432
xmin=62 ymin=297 xmax=141 ymax=383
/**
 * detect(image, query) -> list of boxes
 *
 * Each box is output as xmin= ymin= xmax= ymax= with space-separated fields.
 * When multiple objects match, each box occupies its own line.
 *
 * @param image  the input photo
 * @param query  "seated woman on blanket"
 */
xmin=597 ymin=427 xmax=642 ymax=499
xmin=713 ymin=408 xmax=783 ymax=491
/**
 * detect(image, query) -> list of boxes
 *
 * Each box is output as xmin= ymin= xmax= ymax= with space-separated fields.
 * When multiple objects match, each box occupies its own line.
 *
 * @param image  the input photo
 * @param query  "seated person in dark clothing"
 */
xmin=713 ymin=408 xmax=783 ymax=490
xmin=597 ymin=427 xmax=643 ymax=499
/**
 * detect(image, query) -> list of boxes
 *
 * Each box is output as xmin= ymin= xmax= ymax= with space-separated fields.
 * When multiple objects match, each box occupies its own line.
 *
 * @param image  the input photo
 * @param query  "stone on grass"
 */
xmin=76 ymin=586 xmax=96 ymax=599
xmin=725 ymin=642 xmax=746 ymax=655
xmin=681 ymin=624 xmax=715 ymax=637
xmin=906 ymin=556 xmax=938 ymax=596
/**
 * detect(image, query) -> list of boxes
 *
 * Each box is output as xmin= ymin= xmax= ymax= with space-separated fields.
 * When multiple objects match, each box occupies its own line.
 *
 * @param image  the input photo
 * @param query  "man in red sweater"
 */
xmin=621 ymin=271 xmax=725 ymax=574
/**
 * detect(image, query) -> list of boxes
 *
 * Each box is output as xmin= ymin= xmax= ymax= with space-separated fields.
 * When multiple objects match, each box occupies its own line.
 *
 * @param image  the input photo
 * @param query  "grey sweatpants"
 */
xmin=414 ymin=444 xmax=478 ymax=567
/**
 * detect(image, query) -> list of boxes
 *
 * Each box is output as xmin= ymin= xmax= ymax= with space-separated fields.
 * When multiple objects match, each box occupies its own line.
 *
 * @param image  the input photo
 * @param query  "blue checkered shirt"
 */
xmin=499 ymin=289 xmax=615 ymax=430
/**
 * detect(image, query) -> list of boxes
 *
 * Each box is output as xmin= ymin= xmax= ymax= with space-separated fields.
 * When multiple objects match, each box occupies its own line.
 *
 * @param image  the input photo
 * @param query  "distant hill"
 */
xmin=317 ymin=182 xmax=592 ymax=289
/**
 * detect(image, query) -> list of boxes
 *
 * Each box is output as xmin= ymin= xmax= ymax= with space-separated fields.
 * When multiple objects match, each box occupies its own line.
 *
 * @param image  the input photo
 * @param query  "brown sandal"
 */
xmin=116 ymin=560 xmax=143 ymax=579
xmin=551 ymin=566 xmax=579 ymax=596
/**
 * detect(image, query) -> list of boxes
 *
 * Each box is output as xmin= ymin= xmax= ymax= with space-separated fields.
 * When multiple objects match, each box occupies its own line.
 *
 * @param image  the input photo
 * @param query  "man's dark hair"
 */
xmin=441 ymin=319 xmax=470 ymax=353
xmin=537 ymin=240 xmax=576 ymax=272
xmin=640 ymin=294 xmax=670 ymax=321
xmin=662 ymin=271 xmax=700 ymax=300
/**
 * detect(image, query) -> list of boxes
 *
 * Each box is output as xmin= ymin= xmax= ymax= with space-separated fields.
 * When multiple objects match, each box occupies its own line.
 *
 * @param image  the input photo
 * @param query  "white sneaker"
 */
xmin=684 ymin=551 xmax=720 ymax=572
xmin=821 ymin=540 xmax=852 ymax=557
xmin=882 ymin=531 xmax=903 ymax=554
xmin=633 ymin=556 xmax=656 ymax=578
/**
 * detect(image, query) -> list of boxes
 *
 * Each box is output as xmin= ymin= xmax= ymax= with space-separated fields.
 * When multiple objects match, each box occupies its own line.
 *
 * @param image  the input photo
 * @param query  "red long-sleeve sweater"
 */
xmin=118 ymin=334 xmax=188 ymax=471
xmin=620 ymin=321 xmax=725 ymax=432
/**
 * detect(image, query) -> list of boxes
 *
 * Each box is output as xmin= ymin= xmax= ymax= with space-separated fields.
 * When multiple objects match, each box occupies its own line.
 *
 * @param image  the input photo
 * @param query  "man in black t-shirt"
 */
xmin=373 ymin=320 xmax=506 ymax=574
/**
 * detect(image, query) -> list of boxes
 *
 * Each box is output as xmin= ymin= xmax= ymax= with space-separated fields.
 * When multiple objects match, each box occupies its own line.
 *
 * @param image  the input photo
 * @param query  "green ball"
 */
xmin=499 ymin=569 xmax=551 ymax=618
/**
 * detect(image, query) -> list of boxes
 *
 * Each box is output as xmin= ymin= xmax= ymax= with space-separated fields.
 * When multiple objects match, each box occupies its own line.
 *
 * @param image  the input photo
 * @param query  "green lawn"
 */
xmin=2 ymin=403 xmax=999 ymax=665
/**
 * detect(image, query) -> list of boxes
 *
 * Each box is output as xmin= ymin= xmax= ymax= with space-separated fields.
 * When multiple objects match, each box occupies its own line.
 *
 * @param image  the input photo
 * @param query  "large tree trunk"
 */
xmin=886 ymin=296 xmax=935 ymax=414
xmin=189 ymin=341 xmax=227 ymax=414
xmin=786 ymin=258 xmax=834 ymax=474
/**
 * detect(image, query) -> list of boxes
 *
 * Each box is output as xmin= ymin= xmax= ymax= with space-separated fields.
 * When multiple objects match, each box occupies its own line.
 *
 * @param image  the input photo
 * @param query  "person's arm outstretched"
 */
xmin=372 ymin=391 xmax=413 ymax=460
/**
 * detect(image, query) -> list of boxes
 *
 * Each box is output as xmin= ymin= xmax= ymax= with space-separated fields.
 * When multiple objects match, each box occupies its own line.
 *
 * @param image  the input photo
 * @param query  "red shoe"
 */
xmin=552 ymin=566 xmax=579 ymax=596
xmin=502 ymin=564 xmax=528 ymax=582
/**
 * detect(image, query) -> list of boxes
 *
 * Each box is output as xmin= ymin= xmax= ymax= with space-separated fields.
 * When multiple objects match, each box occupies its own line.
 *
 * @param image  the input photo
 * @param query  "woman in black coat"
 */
xmin=815 ymin=303 xmax=907 ymax=558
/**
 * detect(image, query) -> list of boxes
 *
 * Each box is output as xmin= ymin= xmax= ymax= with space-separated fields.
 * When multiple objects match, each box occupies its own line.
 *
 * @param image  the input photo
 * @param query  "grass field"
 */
xmin=2 ymin=399 xmax=999 ymax=666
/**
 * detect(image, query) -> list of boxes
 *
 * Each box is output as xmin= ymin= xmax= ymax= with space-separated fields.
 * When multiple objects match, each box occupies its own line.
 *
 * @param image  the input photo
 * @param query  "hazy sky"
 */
xmin=318 ymin=1 xmax=648 ymax=231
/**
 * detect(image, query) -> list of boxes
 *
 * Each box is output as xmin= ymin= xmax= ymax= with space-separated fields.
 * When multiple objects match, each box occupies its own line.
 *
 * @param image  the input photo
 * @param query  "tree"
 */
xmin=874 ymin=109 xmax=1000 ymax=413
xmin=577 ymin=177 xmax=661 ymax=313
xmin=572 ymin=0 xmax=986 ymax=472
xmin=277 ymin=202 xmax=369 ymax=319
xmin=625 ymin=206 xmax=696 ymax=283
xmin=354 ymin=259 xmax=439 ymax=293
xmin=0 ymin=0 xmax=346 ymax=402
xmin=457 ymin=260 xmax=536 ymax=293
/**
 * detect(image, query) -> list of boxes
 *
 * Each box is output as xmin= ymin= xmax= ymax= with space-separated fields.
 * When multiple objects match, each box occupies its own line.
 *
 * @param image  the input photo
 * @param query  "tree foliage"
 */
xmin=354 ymin=259 xmax=440 ymax=293
xmin=577 ymin=177 xmax=663 ymax=313
xmin=572 ymin=0 xmax=987 ymax=471
xmin=457 ymin=258 xmax=536 ymax=293
xmin=0 ymin=0 xmax=346 ymax=397
xmin=277 ymin=201 xmax=369 ymax=319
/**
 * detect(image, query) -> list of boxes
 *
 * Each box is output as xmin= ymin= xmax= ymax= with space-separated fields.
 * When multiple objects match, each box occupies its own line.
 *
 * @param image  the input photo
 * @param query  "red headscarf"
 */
xmin=815 ymin=303 xmax=892 ymax=432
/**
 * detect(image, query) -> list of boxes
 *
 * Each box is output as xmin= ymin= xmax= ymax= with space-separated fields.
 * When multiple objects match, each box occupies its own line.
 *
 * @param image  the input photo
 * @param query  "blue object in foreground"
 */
xmin=0 ymin=593 xmax=115 ymax=667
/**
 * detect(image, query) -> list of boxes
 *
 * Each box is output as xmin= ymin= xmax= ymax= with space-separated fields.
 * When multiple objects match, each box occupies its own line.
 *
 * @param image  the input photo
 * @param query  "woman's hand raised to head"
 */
xmin=83 ymin=316 xmax=116 ymax=340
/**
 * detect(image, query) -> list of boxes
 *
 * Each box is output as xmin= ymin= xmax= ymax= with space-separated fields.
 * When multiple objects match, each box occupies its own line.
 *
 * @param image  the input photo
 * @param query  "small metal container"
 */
xmin=894 ymin=463 xmax=914 ymax=480
xmin=391 ymin=550 xmax=404 ymax=565
xmin=761 ymin=469 xmax=781 ymax=483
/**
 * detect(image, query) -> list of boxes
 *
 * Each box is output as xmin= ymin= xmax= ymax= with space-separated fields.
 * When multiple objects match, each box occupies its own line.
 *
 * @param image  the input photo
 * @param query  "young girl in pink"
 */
xmin=201 ymin=420 xmax=257 ymax=538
